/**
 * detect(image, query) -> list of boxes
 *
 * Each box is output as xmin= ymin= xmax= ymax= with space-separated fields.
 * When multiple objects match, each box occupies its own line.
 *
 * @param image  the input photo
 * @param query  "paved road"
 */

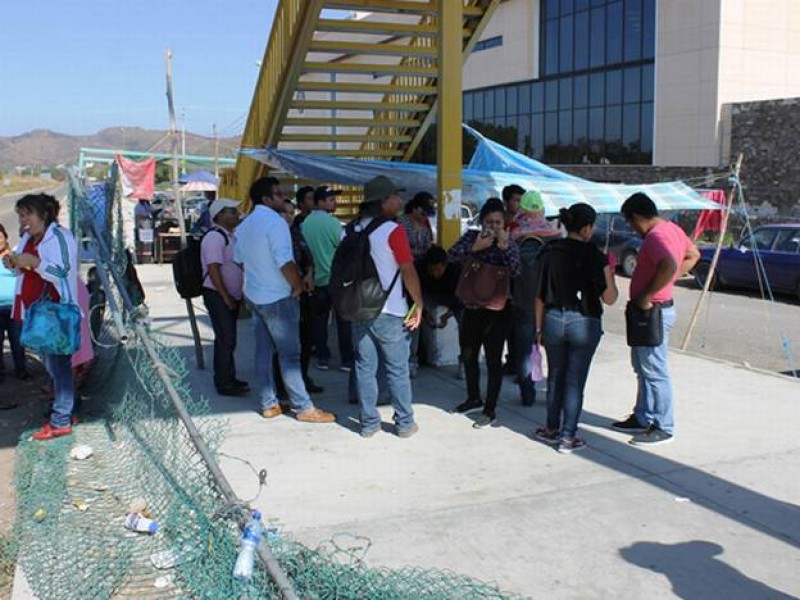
xmin=604 ymin=276 xmax=800 ymax=376
xmin=0 ymin=184 xmax=67 ymax=247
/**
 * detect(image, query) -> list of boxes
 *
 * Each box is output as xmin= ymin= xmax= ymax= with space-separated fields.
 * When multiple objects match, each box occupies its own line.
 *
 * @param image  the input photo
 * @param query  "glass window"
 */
xmin=641 ymin=101 xmax=653 ymax=154
xmin=575 ymin=0 xmax=590 ymax=11
xmin=606 ymin=1 xmax=623 ymax=65
xmin=561 ymin=0 xmax=574 ymax=17
xmin=589 ymin=72 xmax=605 ymax=107
xmin=624 ymin=0 xmax=643 ymax=62
xmin=642 ymin=63 xmax=654 ymax=102
xmin=495 ymin=87 xmax=506 ymax=117
xmin=622 ymin=103 xmax=640 ymax=147
xmin=590 ymin=6 xmax=606 ymax=68
xmin=531 ymin=113 xmax=545 ymax=158
xmin=532 ymin=82 xmax=545 ymax=112
xmin=464 ymin=93 xmax=474 ymax=122
xmin=574 ymin=108 xmax=589 ymax=147
xmin=559 ymin=78 xmax=573 ymax=109
xmin=545 ymin=0 xmax=560 ymax=20
xmin=545 ymin=19 xmax=560 ymax=75
xmin=643 ymin=0 xmax=655 ymax=59
xmin=546 ymin=80 xmax=560 ymax=112
xmin=560 ymin=15 xmax=574 ymax=73
xmin=742 ymin=228 xmax=778 ymax=251
xmin=574 ymin=74 xmax=589 ymax=108
xmin=485 ymin=89 xmax=495 ymax=118
xmin=474 ymin=91 xmax=484 ymax=121
xmin=589 ymin=107 xmax=605 ymax=151
xmin=574 ymin=11 xmax=590 ymax=71
xmin=606 ymin=69 xmax=622 ymax=105
xmin=518 ymin=115 xmax=531 ymax=153
xmin=623 ymin=66 xmax=641 ymax=104
xmin=559 ymin=109 xmax=573 ymax=145
xmin=591 ymin=0 xmax=605 ymax=6
xmin=506 ymin=115 xmax=519 ymax=148
xmin=519 ymin=83 xmax=531 ymax=113
xmin=545 ymin=112 xmax=559 ymax=159
xmin=507 ymin=85 xmax=518 ymax=116
xmin=605 ymin=105 xmax=622 ymax=143
xmin=773 ymin=228 xmax=800 ymax=253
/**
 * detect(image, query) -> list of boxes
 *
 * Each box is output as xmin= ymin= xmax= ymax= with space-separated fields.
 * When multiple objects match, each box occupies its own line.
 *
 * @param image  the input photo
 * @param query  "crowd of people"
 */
xmin=0 ymin=180 xmax=699 ymax=452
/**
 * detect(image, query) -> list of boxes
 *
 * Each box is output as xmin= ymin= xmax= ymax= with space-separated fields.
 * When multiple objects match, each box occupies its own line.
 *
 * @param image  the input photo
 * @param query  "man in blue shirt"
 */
xmin=235 ymin=177 xmax=336 ymax=424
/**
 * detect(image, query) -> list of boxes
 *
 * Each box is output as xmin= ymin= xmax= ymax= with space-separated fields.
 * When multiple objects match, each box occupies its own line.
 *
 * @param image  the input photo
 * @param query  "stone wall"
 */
xmin=725 ymin=97 xmax=800 ymax=216
xmin=552 ymin=164 xmax=718 ymax=187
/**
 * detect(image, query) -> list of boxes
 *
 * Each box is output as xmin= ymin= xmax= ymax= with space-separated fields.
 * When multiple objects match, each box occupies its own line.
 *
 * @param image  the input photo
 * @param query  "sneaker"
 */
xmin=452 ymin=399 xmax=483 ymax=415
xmin=361 ymin=427 xmax=379 ymax=438
xmin=557 ymin=436 xmax=587 ymax=454
xmin=397 ymin=423 xmax=419 ymax=438
xmin=316 ymin=360 xmax=330 ymax=371
xmin=629 ymin=425 xmax=674 ymax=447
xmin=472 ymin=413 xmax=496 ymax=429
xmin=304 ymin=380 xmax=324 ymax=394
xmin=233 ymin=379 xmax=250 ymax=391
xmin=296 ymin=407 xmax=336 ymax=424
xmin=534 ymin=427 xmax=560 ymax=445
xmin=217 ymin=384 xmax=248 ymax=397
xmin=261 ymin=406 xmax=283 ymax=419
xmin=339 ymin=363 xmax=352 ymax=373
xmin=611 ymin=414 xmax=649 ymax=434
xmin=32 ymin=423 xmax=72 ymax=441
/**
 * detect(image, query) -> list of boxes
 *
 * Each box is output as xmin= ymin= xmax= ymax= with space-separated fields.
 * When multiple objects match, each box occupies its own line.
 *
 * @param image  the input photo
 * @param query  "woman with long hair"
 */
xmin=450 ymin=198 xmax=520 ymax=428
xmin=533 ymin=203 xmax=618 ymax=453
xmin=2 ymin=194 xmax=80 ymax=440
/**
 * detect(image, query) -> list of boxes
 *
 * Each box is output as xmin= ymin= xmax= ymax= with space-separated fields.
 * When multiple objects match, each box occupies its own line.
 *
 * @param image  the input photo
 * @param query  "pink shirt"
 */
xmin=629 ymin=221 xmax=692 ymax=303
xmin=201 ymin=227 xmax=243 ymax=300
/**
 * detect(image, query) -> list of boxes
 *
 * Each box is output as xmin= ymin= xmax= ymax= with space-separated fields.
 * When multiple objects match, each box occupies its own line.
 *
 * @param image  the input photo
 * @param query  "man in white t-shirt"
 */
xmin=350 ymin=176 xmax=424 ymax=439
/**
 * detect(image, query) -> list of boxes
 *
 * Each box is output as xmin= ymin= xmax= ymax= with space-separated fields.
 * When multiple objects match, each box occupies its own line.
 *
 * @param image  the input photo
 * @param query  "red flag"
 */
xmin=116 ymin=154 xmax=156 ymax=199
xmin=692 ymin=189 xmax=727 ymax=241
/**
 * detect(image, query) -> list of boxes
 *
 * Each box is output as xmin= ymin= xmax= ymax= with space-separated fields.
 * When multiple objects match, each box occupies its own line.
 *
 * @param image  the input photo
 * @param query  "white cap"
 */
xmin=208 ymin=198 xmax=240 ymax=221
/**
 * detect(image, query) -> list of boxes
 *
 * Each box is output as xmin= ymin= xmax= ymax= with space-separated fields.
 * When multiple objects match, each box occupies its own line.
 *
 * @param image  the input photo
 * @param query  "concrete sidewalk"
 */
xmin=145 ymin=264 xmax=799 ymax=599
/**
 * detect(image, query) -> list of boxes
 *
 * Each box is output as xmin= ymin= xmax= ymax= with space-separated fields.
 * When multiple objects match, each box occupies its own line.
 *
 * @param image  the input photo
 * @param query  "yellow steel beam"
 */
xmin=290 ymin=99 xmax=431 ymax=112
xmin=315 ymin=18 xmax=470 ymax=38
xmin=281 ymin=133 xmax=413 ymax=143
xmin=285 ymin=117 xmax=422 ymax=127
xmin=403 ymin=0 xmax=503 ymax=161
xmin=300 ymin=148 xmax=406 ymax=157
xmin=437 ymin=0 xmax=463 ymax=248
xmin=296 ymin=80 xmax=437 ymax=94
xmin=323 ymin=0 xmax=483 ymax=16
xmin=309 ymin=40 xmax=438 ymax=58
xmin=303 ymin=61 xmax=437 ymax=76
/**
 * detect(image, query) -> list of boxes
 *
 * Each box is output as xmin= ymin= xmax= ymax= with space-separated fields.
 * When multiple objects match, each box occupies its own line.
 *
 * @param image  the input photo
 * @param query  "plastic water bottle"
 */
xmin=232 ymin=510 xmax=263 ymax=581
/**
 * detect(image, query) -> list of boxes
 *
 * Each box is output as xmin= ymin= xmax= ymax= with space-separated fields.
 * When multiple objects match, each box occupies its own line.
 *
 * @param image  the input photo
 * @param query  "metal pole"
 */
xmin=680 ymin=154 xmax=744 ymax=351
xmin=436 ymin=0 xmax=463 ymax=249
xmin=213 ymin=123 xmax=220 ymax=179
xmin=165 ymin=47 xmax=205 ymax=370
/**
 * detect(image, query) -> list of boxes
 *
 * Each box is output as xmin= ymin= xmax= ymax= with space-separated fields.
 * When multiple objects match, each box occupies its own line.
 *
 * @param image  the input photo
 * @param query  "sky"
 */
xmin=0 ymin=0 xmax=319 ymax=138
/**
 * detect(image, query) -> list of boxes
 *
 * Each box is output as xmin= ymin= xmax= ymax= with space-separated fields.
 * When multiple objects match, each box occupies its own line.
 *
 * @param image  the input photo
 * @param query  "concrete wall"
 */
xmin=463 ymin=0 xmax=539 ymax=90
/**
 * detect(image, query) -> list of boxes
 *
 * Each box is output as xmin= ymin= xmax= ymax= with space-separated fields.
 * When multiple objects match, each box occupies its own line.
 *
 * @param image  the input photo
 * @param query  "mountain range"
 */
xmin=0 ymin=127 xmax=242 ymax=169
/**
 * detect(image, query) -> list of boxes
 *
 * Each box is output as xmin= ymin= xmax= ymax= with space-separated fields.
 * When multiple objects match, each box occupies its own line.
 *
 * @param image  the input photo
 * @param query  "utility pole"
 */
xmin=165 ymin=47 xmax=205 ymax=370
xmin=212 ymin=122 xmax=219 ymax=179
xmin=181 ymin=108 xmax=187 ymax=175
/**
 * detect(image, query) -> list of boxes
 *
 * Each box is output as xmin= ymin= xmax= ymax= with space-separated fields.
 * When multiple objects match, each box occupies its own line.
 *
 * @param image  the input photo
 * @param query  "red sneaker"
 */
xmin=32 ymin=423 xmax=73 ymax=441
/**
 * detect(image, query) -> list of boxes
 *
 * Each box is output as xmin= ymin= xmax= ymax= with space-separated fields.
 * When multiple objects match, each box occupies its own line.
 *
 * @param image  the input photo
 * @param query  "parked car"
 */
xmin=591 ymin=214 xmax=642 ymax=277
xmin=693 ymin=224 xmax=800 ymax=300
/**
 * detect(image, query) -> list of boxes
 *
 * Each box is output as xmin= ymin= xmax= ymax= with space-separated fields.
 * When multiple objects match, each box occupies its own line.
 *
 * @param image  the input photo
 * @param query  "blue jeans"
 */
xmin=352 ymin=314 xmax=415 ymax=433
xmin=250 ymin=296 xmax=312 ymax=413
xmin=514 ymin=307 xmax=537 ymax=405
xmin=632 ymin=305 xmax=677 ymax=435
xmin=43 ymin=353 xmax=74 ymax=428
xmin=543 ymin=309 xmax=602 ymax=438
xmin=0 ymin=307 xmax=26 ymax=374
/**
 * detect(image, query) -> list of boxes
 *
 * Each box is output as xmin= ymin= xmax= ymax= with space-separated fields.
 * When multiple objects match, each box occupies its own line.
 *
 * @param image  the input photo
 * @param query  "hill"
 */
xmin=0 ymin=127 xmax=241 ymax=169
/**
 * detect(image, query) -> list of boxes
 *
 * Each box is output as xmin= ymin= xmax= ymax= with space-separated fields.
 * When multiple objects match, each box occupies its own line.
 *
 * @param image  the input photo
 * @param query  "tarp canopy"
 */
xmin=241 ymin=126 xmax=720 ymax=215
xmin=179 ymin=170 xmax=218 ymax=191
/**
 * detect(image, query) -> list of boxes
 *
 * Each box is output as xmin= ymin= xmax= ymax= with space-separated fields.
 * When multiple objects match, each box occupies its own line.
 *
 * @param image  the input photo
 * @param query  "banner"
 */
xmin=116 ymin=154 xmax=155 ymax=200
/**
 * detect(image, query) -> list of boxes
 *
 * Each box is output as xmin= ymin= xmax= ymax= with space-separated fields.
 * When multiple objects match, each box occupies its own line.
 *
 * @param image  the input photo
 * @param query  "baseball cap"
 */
xmin=208 ymin=198 xmax=240 ymax=221
xmin=313 ymin=186 xmax=342 ymax=202
xmin=363 ymin=175 xmax=405 ymax=204
xmin=520 ymin=190 xmax=545 ymax=213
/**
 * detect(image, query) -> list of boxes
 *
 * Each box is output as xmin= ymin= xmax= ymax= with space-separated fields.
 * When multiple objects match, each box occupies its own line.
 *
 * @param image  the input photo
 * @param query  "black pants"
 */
xmin=202 ymin=289 xmax=239 ymax=389
xmin=460 ymin=305 xmax=511 ymax=417
xmin=312 ymin=285 xmax=354 ymax=365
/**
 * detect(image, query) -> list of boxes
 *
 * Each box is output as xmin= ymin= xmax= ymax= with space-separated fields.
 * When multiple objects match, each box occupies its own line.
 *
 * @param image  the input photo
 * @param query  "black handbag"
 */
xmin=625 ymin=302 xmax=663 ymax=347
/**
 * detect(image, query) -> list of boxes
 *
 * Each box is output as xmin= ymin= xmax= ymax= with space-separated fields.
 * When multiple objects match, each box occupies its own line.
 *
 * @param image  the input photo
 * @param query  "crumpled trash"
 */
xmin=70 ymin=445 xmax=94 ymax=460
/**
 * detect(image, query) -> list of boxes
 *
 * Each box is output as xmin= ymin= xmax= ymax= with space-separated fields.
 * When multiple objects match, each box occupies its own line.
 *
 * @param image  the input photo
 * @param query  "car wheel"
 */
xmin=620 ymin=251 xmax=638 ymax=278
xmin=693 ymin=261 xmax=717 ymax=290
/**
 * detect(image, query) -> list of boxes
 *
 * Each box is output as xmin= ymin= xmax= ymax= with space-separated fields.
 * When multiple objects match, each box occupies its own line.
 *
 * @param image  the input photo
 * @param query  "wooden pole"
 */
xmin=165 ymin=47 xmax=205 ymax=370
xmin=680 ymin=153 xmax=744 ymax=351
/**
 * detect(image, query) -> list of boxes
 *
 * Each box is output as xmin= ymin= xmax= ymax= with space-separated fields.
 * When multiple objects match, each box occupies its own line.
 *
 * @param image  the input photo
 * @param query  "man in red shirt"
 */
xmin=612 ymin=193 xmax=700 ymax=446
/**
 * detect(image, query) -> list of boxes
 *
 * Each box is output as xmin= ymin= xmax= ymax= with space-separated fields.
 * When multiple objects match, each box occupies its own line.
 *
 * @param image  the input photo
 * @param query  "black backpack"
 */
xmin=172 ymin=228 xmax=228 ymax=299
xmin=330 ymin=217 xmax=399 ymax=322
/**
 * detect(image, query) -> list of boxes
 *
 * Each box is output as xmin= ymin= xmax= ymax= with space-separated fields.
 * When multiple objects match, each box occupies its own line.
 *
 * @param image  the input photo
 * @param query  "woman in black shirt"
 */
xmin=533 ymin=203 xmax=618 ymax=453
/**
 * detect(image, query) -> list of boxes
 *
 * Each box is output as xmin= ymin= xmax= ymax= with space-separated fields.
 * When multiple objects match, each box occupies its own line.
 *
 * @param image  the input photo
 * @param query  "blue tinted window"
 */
xmin=574 ymin=108 xmax=589 ymax=146
xmin=545 ymin=0 xmax=560 ymax=20
xmin=591 ymin=0 xmax=605 ymax=6
xmin=642 ymin=64 xmax=654 ymax=102
xmin=605 ymin=105 xmax=622 ymax=143
xmin=606 ymin=1 xmax=623 ymax=65
xmin=560 ymin=15 xmax=574 ymax=73
xmin=531 ymin=113 xmax=545 ymax=158
xmin=643 ymin=0 xmax=655 ymax=59
xmin=589 ymin=107 xmax=604 ymax=147
xmin=485 ymin=89 xmax=495 ymax=117
xmin=559 ymin=109 xmax=573 ymax=148
xmin=559 ymin=78 xmax=573 ymax=109
xmin=575 ymin=0 xmax=590 ymax=11
xmin=474 ymin=36 xmax=503 ymax=52
xmin=641 ymin=102 xmax=653 ymax=153
xmin=464 ymin=93 xmax=474 ymax=122
xmin=574 ymin=74 xmax=589 ymax=108
xmin=532 ymin=82 xmax=545 ymax=112
xmin=574 ymin=11 xmax=590 ymax=70
xmin=518 ymin=115 xmax=531 ymax=153
xmin=546 ymin=80 xmax=560 ymax=112
xmin=545 ymin=112 xmax=559 ymax=148
xmin=495 ymin=87 xmax=506 ymax=117
xmin=623 ymin=66 xmax=640 ymax=103
xmin=606 ymin=69 xmax=622 ymax=105
xmin=622 ymin=103 xmax=640 ymax=147
xmin=519 ymin=83 xmax=531 ymax=113
xmin=474 ymin=91 xmax=484 ymax=121
xmin=507 ymin=85 xmax=518 ymax=116
xmin=624 ymin=0 xmax=642 ymax=62
xmin=545 ymin=19 xmax=560 ymax=75
xmin=589 ymin=72 xmax=605 ymax=107
xmin=590 ymin=7 xmax=605 ymax=68
xmin=561 ymin=0 xmax=574 ymax=17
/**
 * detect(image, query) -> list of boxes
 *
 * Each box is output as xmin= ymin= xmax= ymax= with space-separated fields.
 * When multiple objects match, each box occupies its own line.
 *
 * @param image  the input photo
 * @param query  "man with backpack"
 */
xmin=235 ymin=177 xmax=336 ymax=424
xmin=331 ymin=175 xmax=424 ymax=438
xmin=201 ymin=198 xmax=246 ymax=396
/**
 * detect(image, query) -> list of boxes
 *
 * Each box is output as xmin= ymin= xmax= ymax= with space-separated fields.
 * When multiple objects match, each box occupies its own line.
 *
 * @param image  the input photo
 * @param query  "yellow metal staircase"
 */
xmin=220 ymin=0 xmax=502 ymax=205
